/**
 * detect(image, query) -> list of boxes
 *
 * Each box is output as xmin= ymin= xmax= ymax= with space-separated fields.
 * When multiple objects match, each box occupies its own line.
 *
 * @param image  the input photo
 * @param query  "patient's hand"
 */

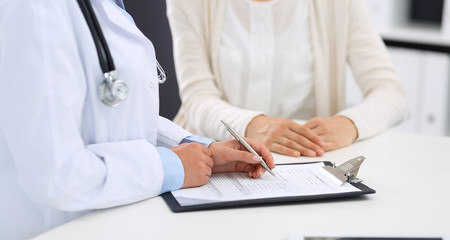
xmin=303 ymin=116 xmax=358 ymax=151
xmin=245 ymin=115 xmax=325 ymax=157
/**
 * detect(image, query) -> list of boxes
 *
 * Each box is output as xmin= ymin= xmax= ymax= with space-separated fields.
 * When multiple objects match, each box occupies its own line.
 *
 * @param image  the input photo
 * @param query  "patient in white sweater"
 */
xmin=166 ymin=0 xmax=407 ymax=157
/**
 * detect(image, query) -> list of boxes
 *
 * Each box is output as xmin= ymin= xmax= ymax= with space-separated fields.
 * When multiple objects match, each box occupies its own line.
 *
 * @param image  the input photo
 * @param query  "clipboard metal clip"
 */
xmin=320 ymin=156 xmax=366 ymax=185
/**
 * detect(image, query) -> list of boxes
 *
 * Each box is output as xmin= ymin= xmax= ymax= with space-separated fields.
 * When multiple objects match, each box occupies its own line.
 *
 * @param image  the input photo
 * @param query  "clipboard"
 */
xmin=162 ymin=160 xmax=375 ymax=213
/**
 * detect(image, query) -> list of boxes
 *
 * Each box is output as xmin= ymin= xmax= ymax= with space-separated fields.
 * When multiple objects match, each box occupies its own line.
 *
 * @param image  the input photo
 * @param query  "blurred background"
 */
xmin=125 ymin=0 xmax=450 ymax=137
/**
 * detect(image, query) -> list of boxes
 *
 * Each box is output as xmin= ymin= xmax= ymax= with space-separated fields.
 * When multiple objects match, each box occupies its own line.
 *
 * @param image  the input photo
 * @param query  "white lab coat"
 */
xmin=0 ymin=0 xmax=190 ymax=239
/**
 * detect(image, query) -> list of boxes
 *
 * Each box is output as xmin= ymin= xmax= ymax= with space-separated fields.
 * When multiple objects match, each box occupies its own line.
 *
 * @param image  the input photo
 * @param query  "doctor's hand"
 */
xmin=171 ymin=143 xmax=214 ymax=188
xmin=245 ymin=115 xmax=325 ymax=157
xmin=303 ymin=116 xmax=358 ymax=152
xmin=208 ymin=138 xmax=275 ymax=178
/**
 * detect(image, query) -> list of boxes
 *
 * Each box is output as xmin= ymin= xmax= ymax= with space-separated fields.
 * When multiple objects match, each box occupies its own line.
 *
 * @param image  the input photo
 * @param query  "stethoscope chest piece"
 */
xmin=78 ymin=0 xmax=165 ymax=107
xmin=98 ymin=70 xmax=129 ymax=107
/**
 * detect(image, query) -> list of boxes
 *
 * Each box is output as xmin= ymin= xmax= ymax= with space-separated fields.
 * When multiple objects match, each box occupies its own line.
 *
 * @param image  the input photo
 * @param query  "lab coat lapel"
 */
xmin=95 ymin=0 xmax=147 ymax=41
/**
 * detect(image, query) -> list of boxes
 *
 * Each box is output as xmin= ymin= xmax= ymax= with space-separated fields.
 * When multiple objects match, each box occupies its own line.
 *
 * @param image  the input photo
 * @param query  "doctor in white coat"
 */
xmin=0 ymin=0 xmax=274 ymax=239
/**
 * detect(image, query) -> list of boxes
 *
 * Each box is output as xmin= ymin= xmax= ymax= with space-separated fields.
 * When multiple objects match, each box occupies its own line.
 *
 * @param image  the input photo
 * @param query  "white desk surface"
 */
xmin=35 ymin=131 xmax=450 ymax=240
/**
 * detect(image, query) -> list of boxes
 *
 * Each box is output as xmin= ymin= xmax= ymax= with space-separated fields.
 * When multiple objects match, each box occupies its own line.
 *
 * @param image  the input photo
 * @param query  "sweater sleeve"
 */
xmin=338 ymin=0 xmax=407 ymax=140
xmin=166 ymin=0 xmax=264 ymax=141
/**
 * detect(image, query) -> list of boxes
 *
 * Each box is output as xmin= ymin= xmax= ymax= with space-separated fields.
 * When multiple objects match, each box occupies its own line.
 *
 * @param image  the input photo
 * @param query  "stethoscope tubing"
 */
xmin=76 ymin=0 xmax=167 ymax=107
xmin=77 ymin=0 xmax=116 ymax=73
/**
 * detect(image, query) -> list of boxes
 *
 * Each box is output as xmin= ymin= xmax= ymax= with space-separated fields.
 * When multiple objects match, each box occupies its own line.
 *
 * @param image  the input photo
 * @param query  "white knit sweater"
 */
xmin=166 ymin=0 xmax=407 ymax=141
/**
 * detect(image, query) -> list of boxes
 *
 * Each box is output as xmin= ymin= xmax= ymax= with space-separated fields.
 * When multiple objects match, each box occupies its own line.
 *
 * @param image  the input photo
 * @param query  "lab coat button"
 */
xmin=149 ymin=82 xmax=154 ymax=88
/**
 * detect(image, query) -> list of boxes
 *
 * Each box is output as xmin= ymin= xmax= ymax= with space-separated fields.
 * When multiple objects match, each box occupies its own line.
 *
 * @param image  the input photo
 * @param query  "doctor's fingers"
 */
xmin=183 ymin=142 xmax=212 ymax=156
xmin=243 ymin=164 xmax=264 ymax=179
xmin=181 ymin=156 xmax=213 ymax=188
xmin=179 ymin=152 xmax=214 ymax=171
xmin=176 ymin=143 xmax=213 ymax=161
xmin=230 ymin=163 xmax=263 ymax=179
xmin=224 ymin=149 xmax=268 ymax=168
xmin=172 ymin=143 xmax=214 ymax=168
xmin=240 ymin=137 xmax=275 ymax=168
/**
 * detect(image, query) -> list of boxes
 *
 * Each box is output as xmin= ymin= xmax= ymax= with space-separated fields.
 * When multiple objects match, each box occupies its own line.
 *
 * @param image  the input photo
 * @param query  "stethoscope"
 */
xmin=77 ymin=0 xmax=167 ymax=107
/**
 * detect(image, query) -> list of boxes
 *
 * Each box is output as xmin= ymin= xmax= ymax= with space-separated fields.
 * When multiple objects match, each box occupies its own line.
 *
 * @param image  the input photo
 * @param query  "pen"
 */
xmin=221 ymin=120 xmax=276 ymax=177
